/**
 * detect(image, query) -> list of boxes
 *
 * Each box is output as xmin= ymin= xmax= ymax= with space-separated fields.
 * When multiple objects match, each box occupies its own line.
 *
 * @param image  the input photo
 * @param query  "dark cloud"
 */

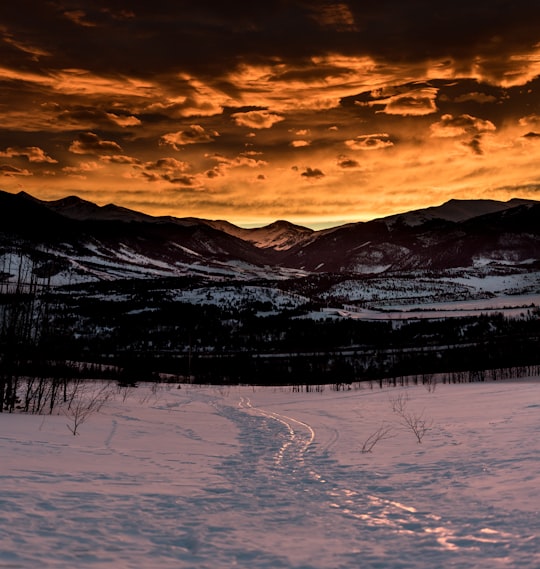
xmin=0 ymin=164 xmax=32 ymax=176
xmin=1 ymin=1 xmax=540 ymax=224
xmin=0 ymin=1 xmax=538 ymax=89
xmin=63 ymin=10 xmax=97 ymax=28
xmin=69 ymin=132 xmax=123 ymax=155
xmin=430 ymin=114 xmax=496 ymax=138
xmin=0 ymin=146 xmax=57 ymax=163
xmin=137 ymin=157 xmax=197 ymax=185
xmin=172 ymin=175 xmax=197 ymax=186
xmin=301 ymin=167 xmax=325 ymax=179
xmin=463 ymin=135 xmax=484 ymax=155
xmin=354 ymin=85 xmax=438 ymax=116
xmin=453 ymin=92 xmax=498 ymax=104
xmin=160 ymin=125 xmax=219 ymax=149
xmin=206 ymin=168 xmax=221 ymax=179
xmin=337 ymin=155 xmax=360 ymax=168
xmin=58 ymin=107 xmax=141 ymax=128
xmin=145 ymin=158 xmax=191 ymax=172
xmin=345 ymin=134 xmax=394 ymax=151
xmin=100 ymin=154 xmax=141 ymax=164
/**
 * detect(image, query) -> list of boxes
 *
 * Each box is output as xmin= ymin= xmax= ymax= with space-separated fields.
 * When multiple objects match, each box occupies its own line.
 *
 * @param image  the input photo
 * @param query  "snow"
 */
xmin=324 ymin=293 xmax=540 ymax=321
xmin=171 ymin=285 xmax=309 ymax=310
xmin=443 ymin=271 xmax=540 ymax=295
xmin=382 ymin=293 xmax=540 ymax=312
xmin=208 ymin=220 xmax=314 ymax=251
xmin=320 ymin=271 xmax=540 ymax=314
xmin=1 ymin=379 xmax=539 ymax=568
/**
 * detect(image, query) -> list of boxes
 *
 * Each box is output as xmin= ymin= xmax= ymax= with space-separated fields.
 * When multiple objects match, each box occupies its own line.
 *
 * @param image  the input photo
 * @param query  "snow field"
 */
xmin=0 ymin=379 xmax=539 ymax=568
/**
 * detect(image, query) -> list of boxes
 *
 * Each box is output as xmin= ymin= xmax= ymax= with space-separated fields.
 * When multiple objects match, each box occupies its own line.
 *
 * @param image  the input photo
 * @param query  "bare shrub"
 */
xmin=63 ymin=382 xmax=112 ymax=435
xmin=361 ymin=422 xmax=395 ymax=453
xmin=423 ymin=374 xmax=437 ymax=393
xmin=138 ymin=381 xmax=166 ymax=405
xmin=399 ymin=408 xmax=432 ymax=443
xmin=390 ymin=391 xmax=432 ymax=443
xmin=117 ymin=382 xmax=136 ymax=403
xmin=389 ymin=392 xmax=409 ymax=414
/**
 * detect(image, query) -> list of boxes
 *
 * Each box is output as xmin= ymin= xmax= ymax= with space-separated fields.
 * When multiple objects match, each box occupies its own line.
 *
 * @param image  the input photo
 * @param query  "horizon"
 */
xmin=1 ymin=2 xmax=540 ymax=225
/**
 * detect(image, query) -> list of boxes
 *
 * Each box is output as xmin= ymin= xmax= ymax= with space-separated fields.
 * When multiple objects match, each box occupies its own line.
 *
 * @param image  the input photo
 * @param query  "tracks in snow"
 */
xmin=238 ymin=396 xmax=318 ymax=475
xmin=229 ymin=394 xmax=523 ymax=559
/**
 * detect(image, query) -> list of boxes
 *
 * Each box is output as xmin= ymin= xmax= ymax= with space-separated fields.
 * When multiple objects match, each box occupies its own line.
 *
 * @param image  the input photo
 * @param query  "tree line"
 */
xmin=1 ymin=253 xmax=539 ymax=412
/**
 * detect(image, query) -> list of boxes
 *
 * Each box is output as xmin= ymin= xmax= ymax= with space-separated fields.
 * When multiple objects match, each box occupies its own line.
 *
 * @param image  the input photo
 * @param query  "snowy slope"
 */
xmin=206 ymin=219 xmax=314 ymax=250
xmin=1 ymin=379 xmax=539 ymax=568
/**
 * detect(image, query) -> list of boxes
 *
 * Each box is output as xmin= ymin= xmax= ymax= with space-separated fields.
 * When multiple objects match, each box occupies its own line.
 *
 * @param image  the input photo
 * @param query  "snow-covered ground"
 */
xmin=170 ymin=285 xmax=309 ymax=311
xmin=1 ymin=379 xmax=538 ymax=568
xmin=319 ymin=292 xmax=540 ymax=321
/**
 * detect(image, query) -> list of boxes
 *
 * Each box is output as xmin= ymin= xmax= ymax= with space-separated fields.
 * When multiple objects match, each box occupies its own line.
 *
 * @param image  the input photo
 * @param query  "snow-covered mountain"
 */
xmin=282 ymin=201 xmax=540 ymax=273
xmin=206 ymin=219 xmax=314 ymax=250
xmin=1 ymin=189 xmax=539 ymax=284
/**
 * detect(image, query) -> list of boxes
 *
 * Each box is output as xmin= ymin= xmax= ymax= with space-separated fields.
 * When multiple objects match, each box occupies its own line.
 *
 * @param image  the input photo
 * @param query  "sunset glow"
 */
xmin=1 ymin=1 xmax=540 ymax=227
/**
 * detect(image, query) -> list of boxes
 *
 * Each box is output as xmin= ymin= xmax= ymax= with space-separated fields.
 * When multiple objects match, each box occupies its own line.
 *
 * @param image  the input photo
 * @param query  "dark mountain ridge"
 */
xmin=1 ymin=189 xmax=539 ymax=282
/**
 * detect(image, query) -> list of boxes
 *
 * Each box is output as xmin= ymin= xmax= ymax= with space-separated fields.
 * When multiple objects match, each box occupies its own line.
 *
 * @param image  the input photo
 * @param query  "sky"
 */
xmin=1 ymin=1 xmax=540 ymax=228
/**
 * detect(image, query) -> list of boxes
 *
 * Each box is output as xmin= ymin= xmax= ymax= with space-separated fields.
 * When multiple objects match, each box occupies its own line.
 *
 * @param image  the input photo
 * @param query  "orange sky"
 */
xmin=1 ymin=1 xmax=540 ymax=228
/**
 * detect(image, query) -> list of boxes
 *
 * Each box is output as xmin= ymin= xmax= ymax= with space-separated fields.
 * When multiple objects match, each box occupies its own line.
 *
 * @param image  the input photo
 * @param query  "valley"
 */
xmin=0 ymin=190 xmax=539 ymax=393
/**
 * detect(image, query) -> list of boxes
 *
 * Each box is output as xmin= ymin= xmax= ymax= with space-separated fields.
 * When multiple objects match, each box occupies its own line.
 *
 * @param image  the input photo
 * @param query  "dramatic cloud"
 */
xmin=462 ymin=135 xmax=484 ymax=156
xmin=100 ymin=155 xmax=141 ymax=165
xmin=160 ymin=125 xmax=219 ymax=149
xmin=1 ymin=28 xmax=51 ymax=60
xmin=136 ymin=158 xmax=195 ymax=185
xmin=58 ymin=108 xmax=141 ymax=129
xmin=0 ymin=146 xmax=57 ymax=163
xmin=63 ymin=161 xmax=103 ymax=177
xmin=0 ymin=1 xmax=539 ymax=226
xmin=345 ymin=134 xmax=394 ymax=151
xmin=231 ymin=110 xmax=284 ymax=129
xmin=430 ymin=114 xmax=496 ymax=138
xmin=0 ymin=164 xmax=32 ymax=176
xmin=519 ymin=114 xmax=540 ymax=128
xmin=359 ymin=87 xmax=439 ymax=116
xmin=210 ymin=153 xmax=267 ymax=168
xmin=69 ymin=132 xmax=123 ymax=155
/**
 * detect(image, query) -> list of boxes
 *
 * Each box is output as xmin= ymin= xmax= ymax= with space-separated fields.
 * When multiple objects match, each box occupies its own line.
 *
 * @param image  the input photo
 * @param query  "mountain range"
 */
xmin=0 ymin=189 xmax=539 ymax=284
